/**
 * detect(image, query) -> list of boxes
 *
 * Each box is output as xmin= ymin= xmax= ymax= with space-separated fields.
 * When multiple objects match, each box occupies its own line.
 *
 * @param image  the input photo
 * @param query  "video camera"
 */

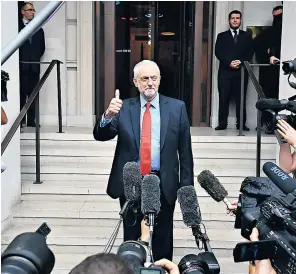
xmin=255 ymin=59 xmax=296 ymax=137
xmin=117 ymin=239 xmax=220 ymax=274
xmin=233 ymin=162 xmax=296 ymax=274
xmin=1 ymin=222 xmax=55 ymax=274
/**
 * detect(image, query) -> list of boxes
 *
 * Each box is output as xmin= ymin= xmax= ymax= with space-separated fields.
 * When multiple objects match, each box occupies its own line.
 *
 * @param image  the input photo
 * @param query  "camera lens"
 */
xmin=178 ymin=254 xmax=206 ymax=274
xmin=282 ymin=60 xmax=296 ymax=74
xmin=117 ymin=241 xmax=147 ymax=272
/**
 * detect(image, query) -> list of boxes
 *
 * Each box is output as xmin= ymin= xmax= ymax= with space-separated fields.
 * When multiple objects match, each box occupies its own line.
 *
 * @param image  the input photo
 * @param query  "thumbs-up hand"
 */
xmin=105 ymin=89 xmax=123 ymax=119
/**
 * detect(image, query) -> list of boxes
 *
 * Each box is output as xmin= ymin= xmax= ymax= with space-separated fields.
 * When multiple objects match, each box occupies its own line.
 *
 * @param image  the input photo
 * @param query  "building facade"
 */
xmin=20 ymin=1 xmax=283 ymax=128
xmin=1 ymin=1 xmax=296 ymax=228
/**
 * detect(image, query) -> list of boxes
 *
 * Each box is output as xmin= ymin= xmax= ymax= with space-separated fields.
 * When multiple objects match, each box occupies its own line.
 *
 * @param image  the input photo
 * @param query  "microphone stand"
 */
xmin=145 ymin=212 xmax=156 ymax=263
xmin=192 ymin=224 xmax=212 ymax=252
xmin=104 ymin=200 xmax=133 ymax=253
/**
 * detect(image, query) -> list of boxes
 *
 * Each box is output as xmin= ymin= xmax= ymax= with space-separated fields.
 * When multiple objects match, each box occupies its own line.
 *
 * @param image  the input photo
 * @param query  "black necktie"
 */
xmin=233 ymin=30 xmax=238 ymax=44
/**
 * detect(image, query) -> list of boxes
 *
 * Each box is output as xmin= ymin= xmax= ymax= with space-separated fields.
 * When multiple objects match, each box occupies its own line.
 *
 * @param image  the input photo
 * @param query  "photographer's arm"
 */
xmin=1 ymin=107 xmax=8 ymax=125
xmin=279 ymin=143 xmax=296 ymax=174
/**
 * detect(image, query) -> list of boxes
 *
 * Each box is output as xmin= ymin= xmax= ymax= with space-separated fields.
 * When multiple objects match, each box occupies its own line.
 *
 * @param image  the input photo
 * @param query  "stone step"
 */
xmin=21 ymin=138 xmax=276 ymax=150
xmin=12 ymin=217 xmax=235 ymax=230
xmin=21 ymin=180 xmax=241 ymax=196
xmin=1 ymin=225 xmax=245 ymax=257
xmin=21 ymin=173 xmax=248 ymax=184
xmin=21 ymin=155 xmax=275 ymax=166
xmin=12 ymin=200 xmax=236 ymax=222
xmin=0 ymin=250 xmax=248 ymax=274
xmin=20 ymin=129 xmax=276 ymax=143
xmin=21 ymin=139 xmax=275 ymax=158
xmin=21 ymin=156 xmax=275 ymax=176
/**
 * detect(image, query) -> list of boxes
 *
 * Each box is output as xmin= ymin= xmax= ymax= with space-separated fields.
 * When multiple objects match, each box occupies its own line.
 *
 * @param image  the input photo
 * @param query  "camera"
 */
xmin=233 ymin=168 xmax=296 ymax=274
xmin=117 ymin=240 xmax=220 ymax=274
xmin=1 ymin=222 xmax=55 ymax=274
xmin=282 ymin=59 xmax=296 ymax=74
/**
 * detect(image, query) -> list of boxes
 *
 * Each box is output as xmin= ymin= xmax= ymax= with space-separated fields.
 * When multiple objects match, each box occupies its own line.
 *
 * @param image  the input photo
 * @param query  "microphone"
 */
xmin=197 ymin=170 xmax=234 ymax=212
xmin=255 ymin=98 xmax=296 ymax=113
xmin=263 ymin=162 xmax=296 ymax=195
xmin=141 ymin=174 xmax=161 ymax=233
xmin=177 ymin=185 xmax=212 ymax=251
xmin=120 ymin=162 xmax=142 ymax=217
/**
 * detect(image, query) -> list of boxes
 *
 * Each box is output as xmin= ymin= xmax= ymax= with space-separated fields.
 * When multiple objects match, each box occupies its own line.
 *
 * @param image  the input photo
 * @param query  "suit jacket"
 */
xmin=215 ymin=29 xmax=254 ymax=76
xmin=19 ymin=21 xmax=45 ymax=74
xmin=93 ymin=94 xmax=194 ymax=205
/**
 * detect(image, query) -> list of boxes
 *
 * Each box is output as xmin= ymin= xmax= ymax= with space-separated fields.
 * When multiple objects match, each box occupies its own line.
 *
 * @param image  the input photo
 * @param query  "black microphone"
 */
xmin=177 ymin=186 xmax=212 ymax=251
xmin=141 ymin=174 xmax=161 ymax=233
xmin=197 ymin=170 xmax=234 ymax=213
xmin=120 ymin=162 xmax=142 ymax=217
xmin=263 ymin=162 xmax=296 ymax=195
xmin=255 ymin=98 xmax=289 ymax=112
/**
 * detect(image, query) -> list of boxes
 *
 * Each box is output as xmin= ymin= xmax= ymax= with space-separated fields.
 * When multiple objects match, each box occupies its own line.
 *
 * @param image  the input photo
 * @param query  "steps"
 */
xmin=2 ymin=128 xmax=277 ymax=274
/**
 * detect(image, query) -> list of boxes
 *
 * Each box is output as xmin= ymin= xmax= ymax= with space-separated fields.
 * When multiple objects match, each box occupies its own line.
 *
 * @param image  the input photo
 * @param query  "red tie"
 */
xmin=140 ymin=103 xmax=151 ymax=176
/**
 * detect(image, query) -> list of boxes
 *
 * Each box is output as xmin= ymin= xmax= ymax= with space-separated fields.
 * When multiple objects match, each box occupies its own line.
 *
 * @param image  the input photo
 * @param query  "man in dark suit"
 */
xmin=93 ymin=60 xmax=194 ymax=261
xmin=19 ymin=2 xmax=45 ymax=127
xmin=215 ymin=10 xmax=254 ymax=131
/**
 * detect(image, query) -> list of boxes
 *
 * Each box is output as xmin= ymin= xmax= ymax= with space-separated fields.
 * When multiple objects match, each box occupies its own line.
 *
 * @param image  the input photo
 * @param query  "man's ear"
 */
xmin=133 ymin=78 xmax=138 ymax=87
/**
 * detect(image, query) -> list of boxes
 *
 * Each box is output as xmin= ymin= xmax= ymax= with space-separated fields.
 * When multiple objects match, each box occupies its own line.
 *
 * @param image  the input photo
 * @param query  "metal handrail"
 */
xmin=241 ymin=61 xmax=279 ymax=176
xmin=1 ymin=59 xmax=63 ymax=184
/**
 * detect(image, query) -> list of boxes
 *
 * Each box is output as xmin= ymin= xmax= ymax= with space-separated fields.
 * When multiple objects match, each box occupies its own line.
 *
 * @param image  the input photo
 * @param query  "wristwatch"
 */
xmin=138 ymin=237 xmax=149 ymax=247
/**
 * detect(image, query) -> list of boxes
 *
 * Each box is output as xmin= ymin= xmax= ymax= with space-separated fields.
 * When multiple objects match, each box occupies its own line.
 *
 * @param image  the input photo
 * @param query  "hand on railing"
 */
xmin=270 ymin=56 xmax=280 ymax=65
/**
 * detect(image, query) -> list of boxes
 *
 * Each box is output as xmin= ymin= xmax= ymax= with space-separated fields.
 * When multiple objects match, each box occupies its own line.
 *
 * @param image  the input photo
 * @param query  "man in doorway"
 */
xmin=254 ymin=6 xmax=283 ymax=133
xmin=93 ymin=60 xmax=194 ymax=261
xmin=215 ymin=10 xmax=254 ymax=131
xmin=19 ymin=2 xmax=45 ymax=127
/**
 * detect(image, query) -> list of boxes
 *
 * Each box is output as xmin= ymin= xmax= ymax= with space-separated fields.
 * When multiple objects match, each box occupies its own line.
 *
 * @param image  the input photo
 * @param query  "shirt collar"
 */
xmin=23 ymin=18 xmax=29 ymax=25
xmin=140 ymin=92 xmax=159 ymax=109
xmin=230 ymin=28 xmax=239 ymax=34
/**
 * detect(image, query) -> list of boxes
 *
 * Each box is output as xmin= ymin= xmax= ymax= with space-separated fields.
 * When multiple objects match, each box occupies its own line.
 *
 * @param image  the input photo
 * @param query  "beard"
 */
xmin=140 ymin=87 xmax=158 ymax=101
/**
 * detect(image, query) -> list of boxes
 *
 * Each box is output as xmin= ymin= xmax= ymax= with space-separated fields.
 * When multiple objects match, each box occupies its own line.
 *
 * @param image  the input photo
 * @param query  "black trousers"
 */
xmin=218 ymin=70 xmax=249 ymax=127
xmin=20 ymin=68 xmax=40 ymax=125
xmin=119 ymin=189 xmax=175 ymax=261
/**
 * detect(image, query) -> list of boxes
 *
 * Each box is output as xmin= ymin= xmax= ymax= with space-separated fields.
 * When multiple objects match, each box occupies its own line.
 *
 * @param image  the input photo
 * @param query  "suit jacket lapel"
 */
xmin=160 ymin=95 xmax=170 ymax=151
xmin=130 ymin=97 xmax=141 ymax=152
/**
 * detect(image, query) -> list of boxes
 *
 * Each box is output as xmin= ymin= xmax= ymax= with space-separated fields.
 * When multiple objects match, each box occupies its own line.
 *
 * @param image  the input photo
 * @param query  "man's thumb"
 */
xmin=115 ymin=89 xmax=120 ymax=99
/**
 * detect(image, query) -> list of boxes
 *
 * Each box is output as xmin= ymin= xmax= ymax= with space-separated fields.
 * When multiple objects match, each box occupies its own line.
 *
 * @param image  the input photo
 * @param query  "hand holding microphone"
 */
xmin=197 ymin=170 xmax=236 ymax=215
xmin=277 ymin=119 xmax=296 ymax=148
xmin=105 ymin=89 xmax=123 ymax=119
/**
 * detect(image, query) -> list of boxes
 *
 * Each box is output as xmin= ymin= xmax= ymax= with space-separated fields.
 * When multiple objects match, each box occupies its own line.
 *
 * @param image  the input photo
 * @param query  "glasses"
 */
xmin=23 ymin=9 xmax=36 ymax=12
xmin=139 ymin=76 xmax=159 ymax=83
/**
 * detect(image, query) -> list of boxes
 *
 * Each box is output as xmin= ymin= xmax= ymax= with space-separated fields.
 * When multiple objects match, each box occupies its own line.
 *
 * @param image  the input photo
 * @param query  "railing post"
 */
xmin=256 ymin=102 xmax=262 ymax=177
xmin=56 ymin=61 xmax=63 ymax=133
xmin=238 ymin=66 xmax=244 ymax=136
xmin=34 ymin=93 xmax=42 ymax=184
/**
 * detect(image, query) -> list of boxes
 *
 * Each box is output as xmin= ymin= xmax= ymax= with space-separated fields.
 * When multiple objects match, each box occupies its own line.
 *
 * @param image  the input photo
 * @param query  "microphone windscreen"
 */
xmin=141 ymin=174 xmax=161 ymax=215
xmin=197 ymin=170 xmax=228 ymax=202
xmin=263 ymin=162 xmax=296 ymax=195
xmin=177 ymin=185 xmax=202 ymax=227
xmin=123 ymin=162 xmax=142 ymax=201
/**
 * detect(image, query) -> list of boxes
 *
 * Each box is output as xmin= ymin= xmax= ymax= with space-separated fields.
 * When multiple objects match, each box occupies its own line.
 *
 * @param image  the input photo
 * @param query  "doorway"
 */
xmin=95 ymin=1 xmax=214 ymax=126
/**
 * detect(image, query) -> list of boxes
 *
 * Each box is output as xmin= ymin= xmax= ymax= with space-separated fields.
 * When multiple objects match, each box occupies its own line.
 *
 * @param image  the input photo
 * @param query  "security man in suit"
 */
xmin=19 ymin=2 xmax=45 ymax=127
xmin=215 ymin=10 xmax=254 ymax=131
xmin=93 ymin=60 xmax=194 ymax=261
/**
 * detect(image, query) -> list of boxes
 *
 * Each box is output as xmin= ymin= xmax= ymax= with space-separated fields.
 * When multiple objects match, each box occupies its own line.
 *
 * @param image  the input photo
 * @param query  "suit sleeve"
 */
xmin=215 ymin=33 xmax=232 ymax=67
xmin=40 ymin=28 xmax=45 ymax=58
xmin=93 ymin=113 xmax=119 ymax=141
xmin=178 ymin=102 xmax=194 ymax=187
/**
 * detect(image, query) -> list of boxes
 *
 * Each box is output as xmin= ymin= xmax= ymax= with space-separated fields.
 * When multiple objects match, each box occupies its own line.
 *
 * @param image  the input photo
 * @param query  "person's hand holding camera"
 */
xmin=277 ymin=119 xmax=296 ymax=148
xmin=250 ymin=228 xmax=276 ymax=274
xmin=154 ymin=259 xmax=180 ymax=274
